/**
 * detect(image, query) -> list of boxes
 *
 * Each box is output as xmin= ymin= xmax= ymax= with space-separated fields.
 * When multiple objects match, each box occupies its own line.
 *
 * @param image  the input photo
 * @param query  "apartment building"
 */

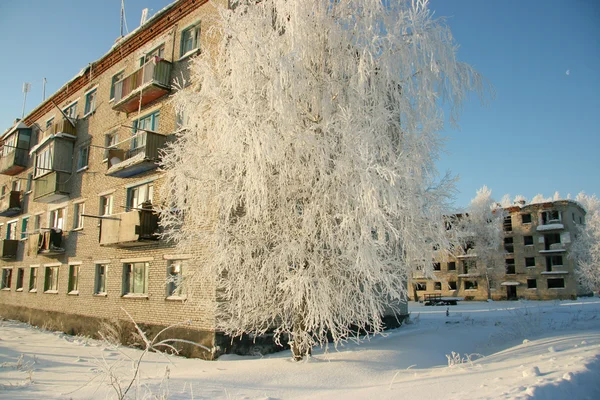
xmin=410 ymin=200 xmax=587 ymax=302
xmin=0 ymin=0 xmax=234 ymax=359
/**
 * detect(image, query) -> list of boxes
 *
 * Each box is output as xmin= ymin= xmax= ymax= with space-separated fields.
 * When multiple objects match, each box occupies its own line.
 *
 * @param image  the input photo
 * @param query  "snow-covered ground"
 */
xmin=1 ymin=298 xmax=600 ymax=399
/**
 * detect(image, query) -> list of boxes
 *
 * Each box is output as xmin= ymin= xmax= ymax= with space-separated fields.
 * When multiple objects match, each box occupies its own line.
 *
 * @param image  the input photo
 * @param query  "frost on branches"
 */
xmin=453 ymin=186 xmax=505 ymax=299
xmin=571 ymin=193 xmax=600 ymax=292
xmin=159 ymin=0 xmax=487 ymax=359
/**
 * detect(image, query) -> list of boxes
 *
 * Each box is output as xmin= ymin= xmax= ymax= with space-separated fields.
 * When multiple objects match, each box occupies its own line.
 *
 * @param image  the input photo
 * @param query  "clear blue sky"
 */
xmin=0 ymin=0 xmax=598 ymax=208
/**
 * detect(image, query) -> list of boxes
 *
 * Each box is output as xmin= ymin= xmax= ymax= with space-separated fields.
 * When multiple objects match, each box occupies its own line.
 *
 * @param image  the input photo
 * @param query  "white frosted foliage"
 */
xmin=159 ymin=0 xmax=487 ymax=358
xmin=571 ymin=192 xmax=600 ymax=292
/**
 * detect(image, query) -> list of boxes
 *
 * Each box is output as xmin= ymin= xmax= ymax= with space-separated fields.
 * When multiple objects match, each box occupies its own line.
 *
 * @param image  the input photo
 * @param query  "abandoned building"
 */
xmin=410 ymin=200 xmax=587 ymax=302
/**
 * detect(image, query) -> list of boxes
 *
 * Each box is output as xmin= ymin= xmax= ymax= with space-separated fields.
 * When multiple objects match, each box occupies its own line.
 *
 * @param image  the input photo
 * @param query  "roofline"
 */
xmin=23 ymin=0 xmax=209 ymax=127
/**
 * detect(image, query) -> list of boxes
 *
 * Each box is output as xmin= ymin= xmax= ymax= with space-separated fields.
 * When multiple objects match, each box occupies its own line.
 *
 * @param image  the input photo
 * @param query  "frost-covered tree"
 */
xmin=454 ymin=186 xmax=505 ymax=299
xmin=160 ymin=0 xmax=487 ymax=359
xmin=571 ymin=192 xmax=600 ymax=292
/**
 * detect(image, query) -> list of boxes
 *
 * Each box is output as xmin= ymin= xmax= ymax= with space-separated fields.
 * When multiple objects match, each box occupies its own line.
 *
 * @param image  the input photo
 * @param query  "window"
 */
xmin=448 ymin=281 xmax=457 ymax=290
xmin=414 ymin=281 xmax=427 ymax=291
xmin=464 ymin=280 xmax=478 ymax=290
xmin=1 ymin=268 xmax=12 ymax=289
xmin=44 ymin=266 xmax=59 ymax=292
xmin=73 ymin=203 xmax=84 ymax=230
xmin=95 ymin=264 xmax=107 ymax=295
xmin=541 ymin=210 xmax=561 ymax=225
xmin=6 ymin=220 xmax=17 ymax=240
xmin=546 ymin=255 xmax=563 ymax=272
xmin=503 ymin=216 xmax=512 ymax=232
xmin=99 ymin=194 xmax=113 ymax=217
xmin=176 ymin=108 xmax=189 ymax=129
xmin=180 ymin=23 xmax=200 ymax=57
xmin=527 ymin=279 xmax=537 ymax=289
xmin=20 ymin=217 xmax=29 ymax=240
xmin=132 ymin=111 xmax=160 ymax=152
xmin=140 ymin=44 xmax=165 ymax=66
xmin=77 ymin=145 xmax=89 ymax=170
xmin=525 ymin=257 xmax=536 ymax=268
xmin=11 ymin=179 xmax=20 ymax=192
xmin=34 ymin=142 xmax=54 ymax=177
xmin=504 ymin=237 xmax=514 ymax=253
xmin=110 ymin=71 xmax=125 ymax=101
xmin=524 ymin=235 xmax=534 ymax=246
xmin=447 ymin=261 xmax=456 ymax=271
xmin=547 ymin=278 xmax=565 ymax=289
xmin=167 ymin=260 xmax=186 ymax=297
xmin=16 ymin=268 xmax=24 ymax=291
xmin=29 ymin=267 xmax=38 ymax=292
xmin=433 ymin=282 xmax=442 ymax=291
xmin=433 ymin=262 xmax=441 ymax=271
xmin=26 ymin=173 xmax=33 ymax=192
xmin=33 ymin=214 xmax=42 ymax=234
xmin=544 ymin=233 xmax=561 ymax=250
xmin=49 ymin=208 xmax=66 ymax=230
xmin=127 ymin=182 xmax=154 ymax=210
xmin=463 ymin=259 xmax=476 ymax=274
xmin=45 ymin=117 xmax=54 ymax=130
xmin=84 ymin=89 xmax=97 ymax=115
xmin=68 ymin=265 xmax=79 ymax=293
xmin=63 ymin=101 xmax=78 ymax=119
xmin=104 ymin=131 xmax=118 ymax=160
xmin=123 ymin=262 xmax=148 ymax=295
xmin=505 ymin=258 xmax=516 ymax=274
xmin=521 ymin=213 xmax=532 ymax=224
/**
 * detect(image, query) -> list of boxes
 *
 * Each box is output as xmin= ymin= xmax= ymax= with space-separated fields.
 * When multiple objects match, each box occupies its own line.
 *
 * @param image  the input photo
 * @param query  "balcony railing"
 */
xmin=99 ymin=209 xmax=160 ymax=248
xmin=33 ymin=171 xmax=71 ymax=203
xmin=0 ymin=239 xmax=18 ymax=259
xmin=540 ymin=243 xmax=566 ymax=253
xmin=0 ymin=191 xmax=22 ymax=217
xmin=112 ymin=58 xmax=172 ymax=113
xmin=106 ymin=132 xmax=170 ymax=178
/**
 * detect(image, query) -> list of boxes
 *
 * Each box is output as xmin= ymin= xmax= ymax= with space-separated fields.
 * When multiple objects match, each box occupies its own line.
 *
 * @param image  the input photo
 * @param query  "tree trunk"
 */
xmin=291 ymin=298 xmax=311 ymax=361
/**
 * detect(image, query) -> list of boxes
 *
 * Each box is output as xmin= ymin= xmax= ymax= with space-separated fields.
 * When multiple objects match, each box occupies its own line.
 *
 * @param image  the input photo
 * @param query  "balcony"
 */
xmin=112 ymin=58 xmax=172 ymax=113
xmin=33 ymin=171 xmax=70 ymax=203
xmin=46 ymin=117 xmax=77 ymax=137
xmin=99 ymin=209 xmax=159 ymax=248
xmin=36 ymin=229 xmax=65 ymax=256
xmin=0 ymin=239 xmax=18 ymax=259
xmin=536 ymin=223 xmax=564 ymax=232
xmin=539 ymin=243 xmax=566 ymax=254
xmin=106 ymin=132 xmax=170 ymax=178
xmin=0 ymin=191 xmax=22 ymax=216
xmin=0 ymin=148 xmax=29 ymax=176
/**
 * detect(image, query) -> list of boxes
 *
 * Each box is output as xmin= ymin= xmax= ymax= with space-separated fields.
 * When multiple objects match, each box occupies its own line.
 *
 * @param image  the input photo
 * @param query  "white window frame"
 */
xmin=34 ymin=142 xmax=54 ymax=178
xmin=94 ymin=264 xmax=108 ymax=296
xmin=127 ymin=182 xmax=154 ymax=211
xmin=123 ymin=262 xmax=149 ymax=296
xmin=166 ymin=260 xmax=186 ymax=299
xmin=84 ymin=87 xmax=97 ymax=116
xmin=73 ymin=202 xmax=85 ymax=230
xmin=68 ymin=263 xmax=80 ymax=294
xmin=104 ymin=130 xmax=119 ymax=161
xmin=1 ymin=267 xmax=13 ymax=290
xmin=63 ymin=100 xmax=78 ymax=119
xmin=44 ymin=265 xmax=60 ymax=293
xmin=6 ymin=219 xmax=18 ymax=240
xmin=49 ymin=207 xmax=67 ymax=231
xmin=77 ymin=145 xmax=90 ymax=172
xmin=180 ymin=21 xmax=200 ymax=59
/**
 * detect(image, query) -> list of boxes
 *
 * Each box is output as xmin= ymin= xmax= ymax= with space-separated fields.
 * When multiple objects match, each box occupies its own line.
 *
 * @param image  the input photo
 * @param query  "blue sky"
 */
xmin=0 ymin=0 xmax=598 ymax=208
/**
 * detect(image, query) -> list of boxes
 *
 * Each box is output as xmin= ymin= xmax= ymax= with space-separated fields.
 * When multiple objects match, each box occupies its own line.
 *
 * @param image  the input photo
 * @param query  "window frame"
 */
xmin=73 ymin=202 xmax=85 ymax=230
xmin=6 ymin=219 xmax=18 ymax=240
xmin=127 ymin=182 xmax=154 ymax=211
xmin=180 ymin=22 xmax=201 ymax=59
xmin=547 ymin=278 xmax=565 ymax=289
xmin=63 ymin=100 xmax=78 ymax=119
xmin=20 ymin=216 xmax=29 ymax=240
xmin=29 ymin=266 xmax=38 ymax=292
xmin=68 ymin=264 xmax=80 ymax=294
xmin=94 ymin=264 xmax=107 ymax=296
xmin=122 ymin=262 xmax=149 ymax=296
xmin=44 ymin=265 xmax=60 ymax=293
xmin=166 ymin=260 xmax=186 ymax=299
xmin=110 ymin=70 xmax=125 ymax=101
xmin=1 ymin=267 xmax=13 ymax=290
xmin=76 ymin=145 xmax=90 ymax=171
xmin=84 ymin=87 xmax=97 ymax=116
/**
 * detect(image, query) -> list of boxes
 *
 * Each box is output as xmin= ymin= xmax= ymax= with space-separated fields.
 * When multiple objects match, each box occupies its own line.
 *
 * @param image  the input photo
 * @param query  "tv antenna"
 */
xmin=21 ymin=82 xmax=31 ymax=119
xmin=120 ymin=0 xmax=129 ymax=37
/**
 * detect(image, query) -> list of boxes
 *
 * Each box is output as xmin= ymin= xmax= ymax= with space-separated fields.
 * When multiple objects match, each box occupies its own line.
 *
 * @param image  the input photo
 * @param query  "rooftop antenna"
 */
xmin=42 ymin=77 xmax=47 ymax=101
xmin=120 ymin=0 xmax=129 ymax=37
xmin=140 ymin=8 xmax=149 ymax=25
xmin=21 ymin=82 xmax=31 ymax=119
